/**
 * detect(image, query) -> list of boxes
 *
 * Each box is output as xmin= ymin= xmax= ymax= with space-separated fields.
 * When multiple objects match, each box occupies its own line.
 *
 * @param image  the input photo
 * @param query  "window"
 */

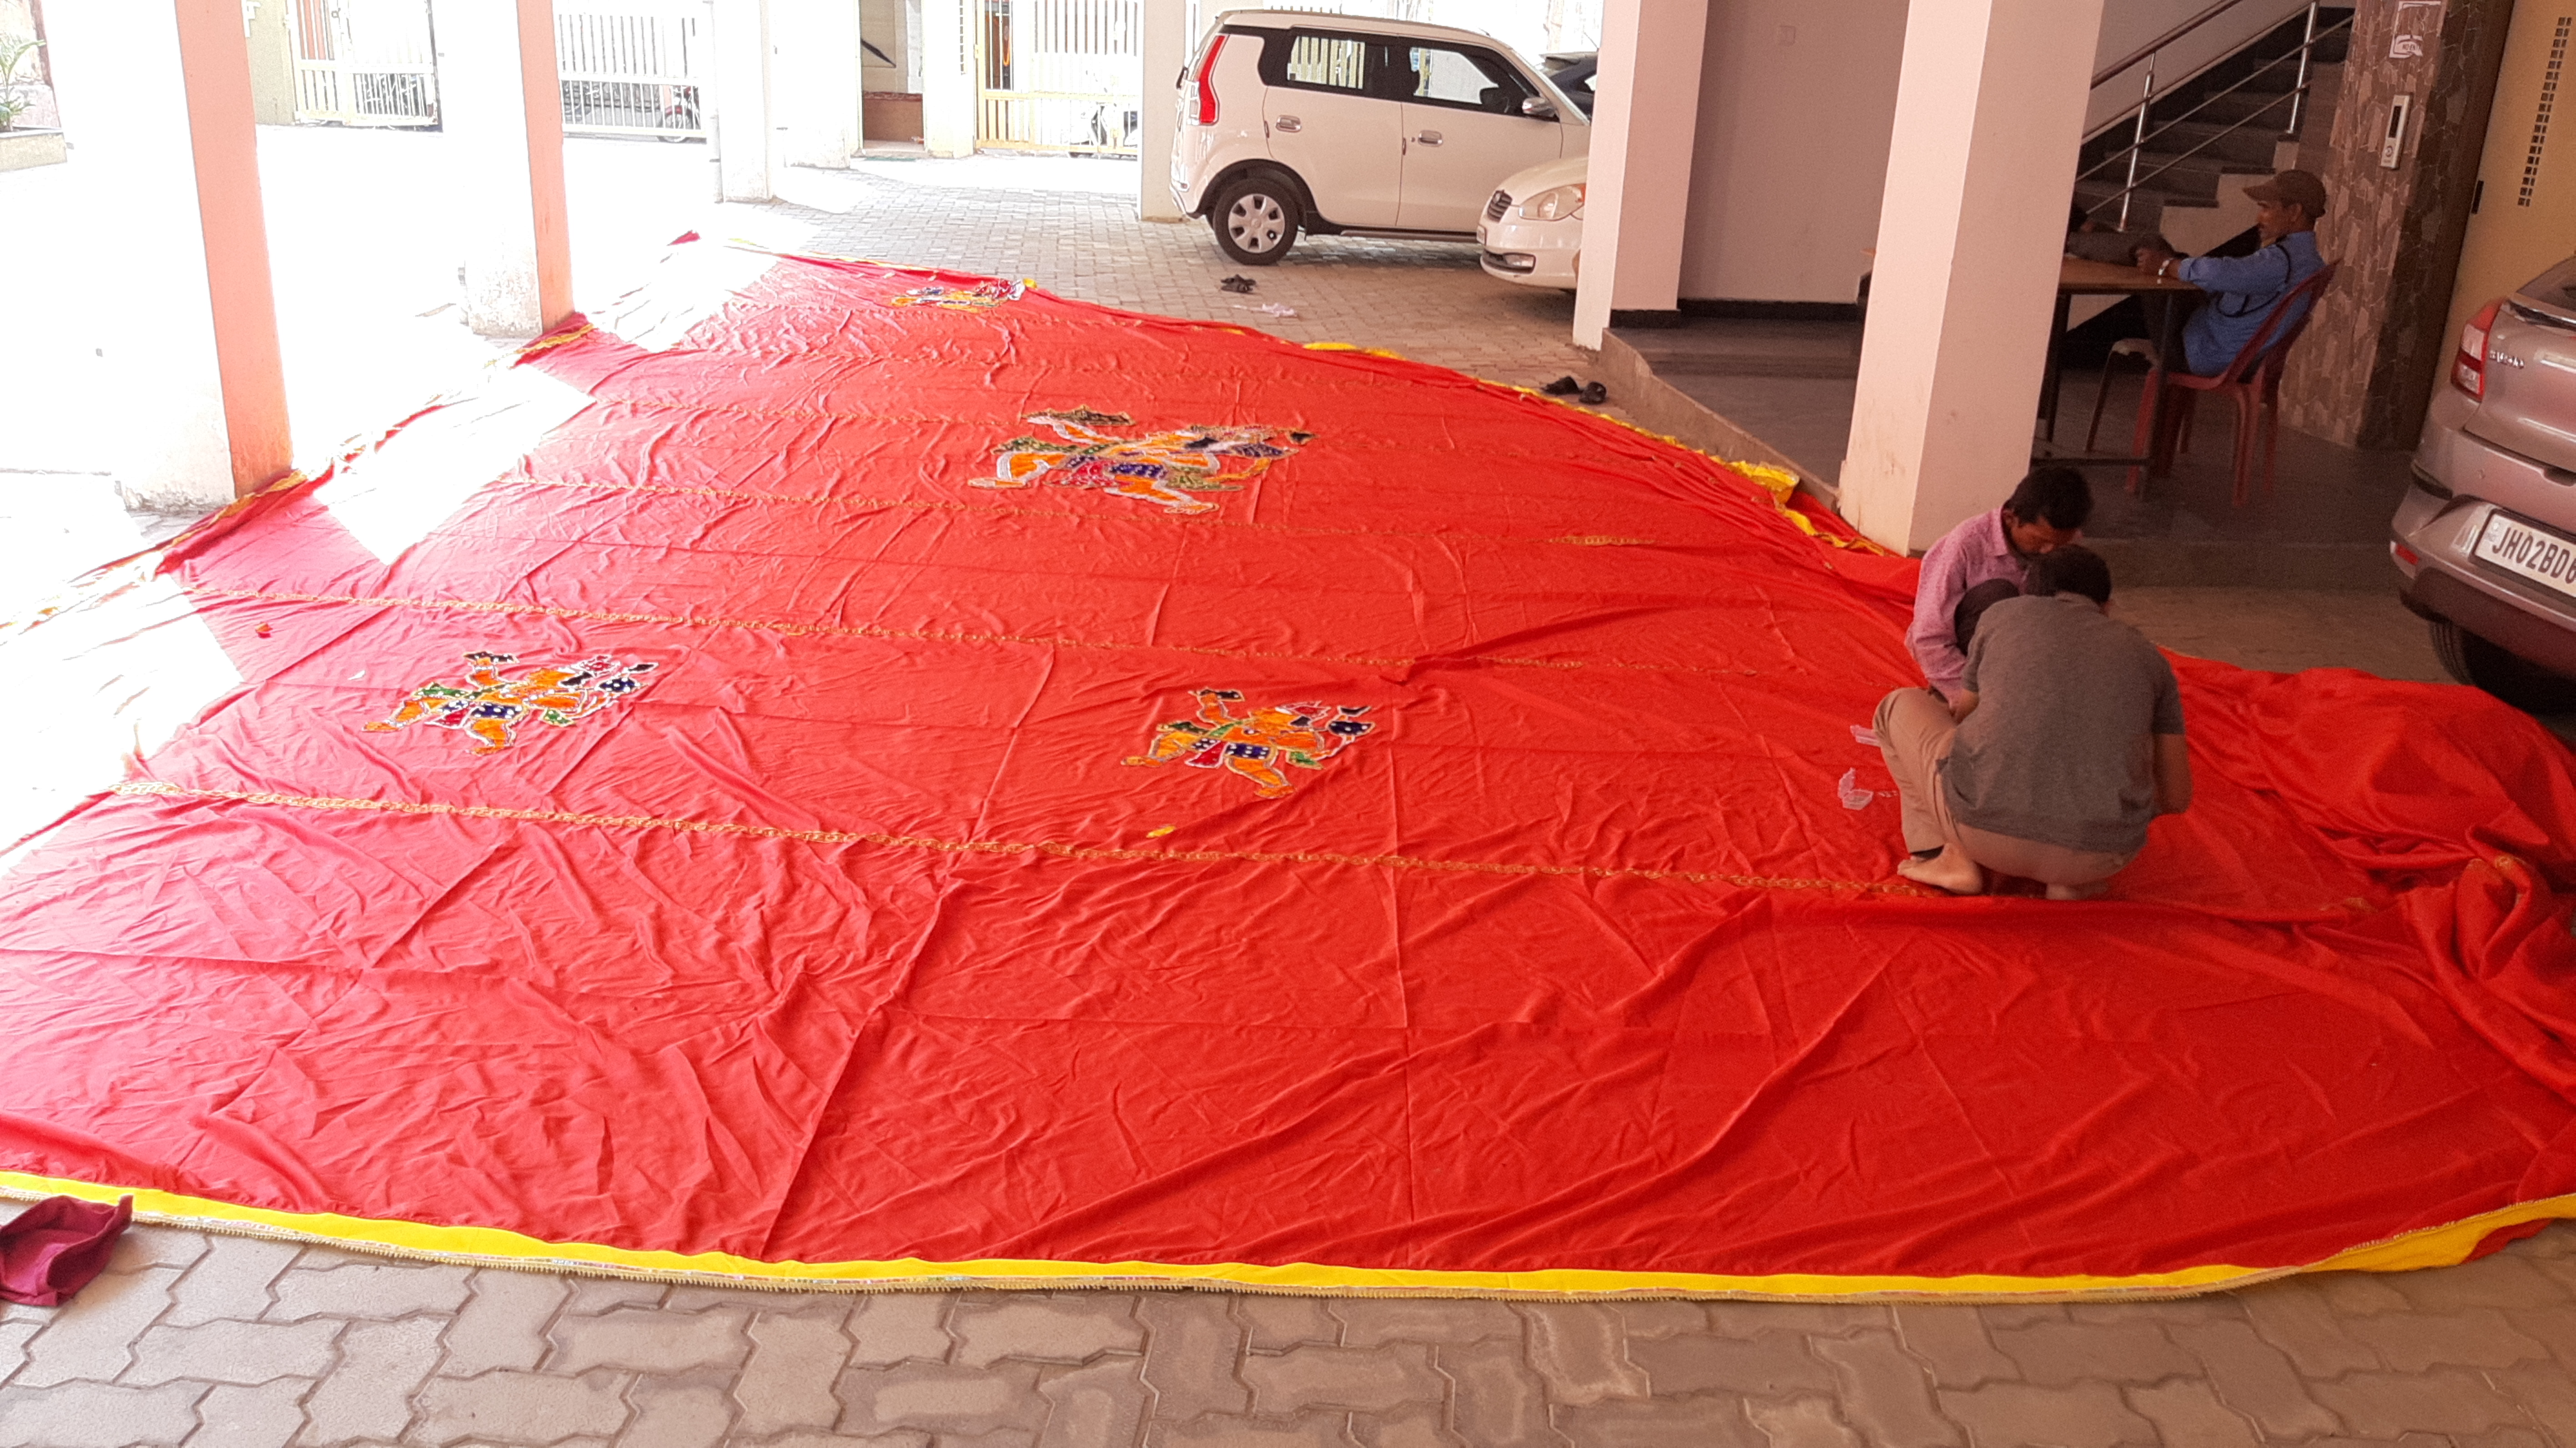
xmin=1399 ymin=44 xmax=1531 ymax=113
xmin=1264 ymin=30 xmax=1374 ymax=96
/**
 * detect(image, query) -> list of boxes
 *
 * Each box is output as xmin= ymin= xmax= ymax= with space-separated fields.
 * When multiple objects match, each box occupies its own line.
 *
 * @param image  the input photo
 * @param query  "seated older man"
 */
xmin=2132 ymin=169 xmax=2328 ymax=375
xmin=1875 ymin=546 xmax=2192 ymax=900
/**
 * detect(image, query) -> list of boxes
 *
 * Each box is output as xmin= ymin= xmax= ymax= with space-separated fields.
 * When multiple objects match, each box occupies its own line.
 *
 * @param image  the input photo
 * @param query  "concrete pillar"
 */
xmin=1570 ymin=0 xmax=1710 ymax=347
xmin=711 ymin=0 xmax=774 ymax=199
xmin=245 ymin=0 xmax=297 ymax=126
xmin=1837 ymin=0 xmax=2106 ymax=554
xmin=42 ymin=0 xmax=292 ymax=507
xmin=1137 ymin=0 xmax=1189 ymax=221
xmin=776 ymin=0 xmax=864 ymax=168
xmin=920 ymin=0 xmax=975 ymax=158
xmin=430 ymin=0 xmax=574 ymax=338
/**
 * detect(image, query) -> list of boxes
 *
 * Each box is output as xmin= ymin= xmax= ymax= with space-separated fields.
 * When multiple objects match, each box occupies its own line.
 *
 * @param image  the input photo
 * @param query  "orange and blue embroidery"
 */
xmin=891 ymin=279 xmax=1027 ymax=311
xmin=1126 ymin=689 xmax=1374 ymax=799
xmin=362 ymin=650 xmax=659 ymax=755
xmin=984 ymin=409 xmax=1314 ymax=515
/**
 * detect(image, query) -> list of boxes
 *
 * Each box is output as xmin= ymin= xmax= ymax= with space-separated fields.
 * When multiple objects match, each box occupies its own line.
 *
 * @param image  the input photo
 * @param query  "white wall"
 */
xmin=1676 ymin=0 xmax=1908 ymax=304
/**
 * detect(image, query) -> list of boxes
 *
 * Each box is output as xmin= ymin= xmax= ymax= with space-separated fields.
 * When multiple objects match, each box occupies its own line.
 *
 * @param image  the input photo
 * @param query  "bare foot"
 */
xmin=1898 ymin=848 xmax=1987 ymax=895
xmin=2044 ymin=880 xmax=2110 ymax=901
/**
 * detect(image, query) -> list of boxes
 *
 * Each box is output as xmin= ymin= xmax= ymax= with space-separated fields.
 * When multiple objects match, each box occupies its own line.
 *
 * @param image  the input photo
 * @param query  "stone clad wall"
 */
xmin=2281 ymin=0 xmax=2512 ymax=449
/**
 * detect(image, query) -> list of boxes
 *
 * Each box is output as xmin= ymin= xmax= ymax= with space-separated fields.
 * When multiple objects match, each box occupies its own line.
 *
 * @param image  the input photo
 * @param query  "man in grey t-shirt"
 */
xmin=1873 ymin=546 xmax=2192 ymax=900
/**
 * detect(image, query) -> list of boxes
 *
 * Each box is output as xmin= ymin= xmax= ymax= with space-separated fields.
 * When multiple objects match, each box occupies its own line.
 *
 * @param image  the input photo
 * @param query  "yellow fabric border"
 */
xmin=8 ymin=1170 xmax=2568 ymax=1301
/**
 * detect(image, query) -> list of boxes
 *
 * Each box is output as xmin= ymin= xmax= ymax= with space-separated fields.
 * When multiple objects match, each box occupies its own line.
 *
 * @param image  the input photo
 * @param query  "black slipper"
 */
xmin=1540 ymin=376 xmax=1580 ymax=396
xmin=1219 ymin=276 xmax=1255 ymax=294
xmin=1577 ymin=382 xmax=1609 ymax=405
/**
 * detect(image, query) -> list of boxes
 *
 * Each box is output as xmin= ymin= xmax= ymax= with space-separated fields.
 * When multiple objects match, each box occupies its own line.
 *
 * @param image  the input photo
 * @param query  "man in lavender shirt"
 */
xmin=1906 ymin=467 xmax=2093 ymax=700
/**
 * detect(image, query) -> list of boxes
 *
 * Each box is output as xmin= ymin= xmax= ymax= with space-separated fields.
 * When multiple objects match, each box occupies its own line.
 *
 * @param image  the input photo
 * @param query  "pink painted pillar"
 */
xmin=45 ymin=0 xmax=292 ymax=506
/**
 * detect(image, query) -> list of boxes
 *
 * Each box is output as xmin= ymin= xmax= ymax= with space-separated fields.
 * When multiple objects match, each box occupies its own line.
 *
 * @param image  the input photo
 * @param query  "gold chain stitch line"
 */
xmin=516 ymin=477 xmax=1663 ymax=551
xmin=108 ymin=782 xmax=1912 ymax=895
xmin=176 ymin=585 xmax=1763 ymax=679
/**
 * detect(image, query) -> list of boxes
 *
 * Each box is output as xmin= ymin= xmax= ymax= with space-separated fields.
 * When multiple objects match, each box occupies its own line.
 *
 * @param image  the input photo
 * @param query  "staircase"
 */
xmin=2075 ymin=2 xmax=2352 ymax=246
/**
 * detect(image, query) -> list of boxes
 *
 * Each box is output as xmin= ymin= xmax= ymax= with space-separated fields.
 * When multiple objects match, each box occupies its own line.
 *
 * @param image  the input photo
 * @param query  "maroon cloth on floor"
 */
xmin=0 ymin=1195 xmax=133 ymax=1306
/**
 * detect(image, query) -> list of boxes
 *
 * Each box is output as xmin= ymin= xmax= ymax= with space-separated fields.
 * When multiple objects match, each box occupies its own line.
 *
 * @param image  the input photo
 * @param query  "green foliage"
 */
xmin=0 ymin=36 xmax=43 ymax=132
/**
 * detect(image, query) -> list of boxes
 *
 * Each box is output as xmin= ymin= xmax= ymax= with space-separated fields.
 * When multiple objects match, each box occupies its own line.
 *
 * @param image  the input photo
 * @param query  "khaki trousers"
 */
xmin=1873 ymin=688 xmax=2136 ymax=888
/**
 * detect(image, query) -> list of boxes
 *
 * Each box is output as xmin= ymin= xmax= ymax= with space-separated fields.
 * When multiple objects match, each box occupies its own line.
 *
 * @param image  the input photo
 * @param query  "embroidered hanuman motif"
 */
xmin=1126 ymin=689 xmax=1375 ymax=799
xmin=362 ymin=650 xmax=660 ymax=756
xmin=890 ymin=279 xmax=1027 ymax=311
xmin=984 ymin=409 xmax=1315 ymax=515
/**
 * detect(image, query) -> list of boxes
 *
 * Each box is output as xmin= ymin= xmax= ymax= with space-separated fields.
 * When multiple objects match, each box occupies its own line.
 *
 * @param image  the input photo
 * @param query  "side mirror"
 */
xmin=1520 ymin=96 xmax=1557 ymax=119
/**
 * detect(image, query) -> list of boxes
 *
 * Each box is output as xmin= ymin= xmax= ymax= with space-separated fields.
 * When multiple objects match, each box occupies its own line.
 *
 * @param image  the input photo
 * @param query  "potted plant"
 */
xmin=0 ymin=35 xmax=65 ymax=171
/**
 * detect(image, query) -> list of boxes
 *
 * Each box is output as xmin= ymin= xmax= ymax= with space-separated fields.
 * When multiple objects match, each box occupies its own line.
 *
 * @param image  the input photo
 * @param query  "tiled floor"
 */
xmin=7 ymin=135 xmax=2576 ymax=1448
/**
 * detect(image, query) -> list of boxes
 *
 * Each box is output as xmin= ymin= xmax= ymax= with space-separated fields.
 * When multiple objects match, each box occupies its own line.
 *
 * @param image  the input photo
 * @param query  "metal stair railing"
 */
xmin=2084 ymin=0 xmax=2349 ymax=229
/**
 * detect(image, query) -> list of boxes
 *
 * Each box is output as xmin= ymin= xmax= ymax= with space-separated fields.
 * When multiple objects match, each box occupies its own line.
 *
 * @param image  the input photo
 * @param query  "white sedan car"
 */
xmin=1478 ymin=156 xmax=1585 ymax=289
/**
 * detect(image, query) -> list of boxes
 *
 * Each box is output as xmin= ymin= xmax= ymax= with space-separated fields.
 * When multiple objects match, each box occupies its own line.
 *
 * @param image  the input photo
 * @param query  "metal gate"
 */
xmin=558 ymin=1 xmax=708 ymax=140
xmin=976 ymin=0 xmax=1141 ymax=155
xmin=289 ymin=0 xmax=438 ymax=127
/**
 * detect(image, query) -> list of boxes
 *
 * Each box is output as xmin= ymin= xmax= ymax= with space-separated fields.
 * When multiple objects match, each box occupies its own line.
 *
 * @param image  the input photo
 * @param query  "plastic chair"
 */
xmin=2082 ymin=337 xmax=2161 ymax=453
xmin=2127 ymin=260 xmax=2340 ymax=504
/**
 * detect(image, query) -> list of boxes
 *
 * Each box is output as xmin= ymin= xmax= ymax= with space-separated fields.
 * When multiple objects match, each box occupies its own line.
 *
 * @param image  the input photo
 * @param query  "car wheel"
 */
xmin=1212 ymin=176 xmax=1301 ymax=265
xmin=2428 ymin=616 xmax=2576 ymax=713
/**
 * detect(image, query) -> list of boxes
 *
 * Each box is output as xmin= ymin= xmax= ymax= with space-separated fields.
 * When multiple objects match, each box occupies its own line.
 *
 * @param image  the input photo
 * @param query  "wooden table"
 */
xmin=2033 ymin=257 xmax=2204 ymax=470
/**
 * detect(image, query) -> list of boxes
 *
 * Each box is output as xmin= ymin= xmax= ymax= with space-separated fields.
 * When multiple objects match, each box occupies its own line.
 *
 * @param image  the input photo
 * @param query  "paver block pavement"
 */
xmin=195 ymin=1376 xmax=318 ymax=1448
xmin=2126 ymin=1379 xmax=2262 ymax=1448
xmin=108 ymin=1226 xmax=211 ymax=1274
xmin=734 ymin=1313 xmax=853 ymax=1436
xmin=1935 ymin=1381 xmax=2156 ymax=1448
xmin=1887 ymin=1307 xmax=2016 ymax=1390
xmin=620 ymin=1382 xmax=733 ymax=1448
xmin=1232 ymin=1297 xmax=1336 ymax=1353
xmin=1810 ymin=1330 xmax=1958 ymax=1448
xmin=1600 ymin=1302 xmax=1706 ymax=1342
xmin=1331 ymin=1299 xmax=1520 ymax=1347
xmin=1743 ymin=1397 xmax=1861 ymax=1448
xmin=441 ymin=1271 xmax=571 ymax=1378
xmin=13 ymin=1264 xmax=182 ymax=1388
xmin=1359 ymin=1408 xmax=1456 ymax=1448
xmin=302 ymin=1314 xmax=444 ymax=1445
xmin=1153 ymin=1411 xmax=1365 ymax=1448
xmin=950 ymin=1297 xmax=1142 ymax=1368
xmin=406 ymin=1366 xmax=633 ymax=1446
xmin=1705 ymin=1305 xmax=1886 ymax=1339
xmin=2306 ymin=1366 xmax=2539 ymax=1437
xmin=1036 ymin=1353 xmax=1152 ymax=1448
xmin=1551 ymin=1393 xmax=1765 ymax=1448
xmin=0 ymin=1321 xmax=39 ymax=1385
xmin=846 ymin=1294 xmax=954 ymax=1367
xmin=548 ymin=1306 xmax=749 ymax=1376
xmin=836 ymin=1359 xmax=1047 ymax=1437
xmin=2340 ymin=1306 xmax=2551 ymax=1371
xmin=167 ymin=1237 xmax=304 ymax=1327
xmin=2234 ymin=1279 xmax=2384 ymax=1376
xmin=1137 ymin=1293 xmax=1250 ymax=1420
xmin=269 ymin=1261 xmax=473 ymax=1323
xmin=1241 ymin=1342 xmax=1444 ymax=1415
xmin=2384 ymin=1251 xmax=2574 ymax=1313
xmin=1622 ymin=1333 xmax=1836 ymax=1398
xmin=0 ymin=1378 xmax=205 ymax=1448
xmin=1436 ymin=1338 xmax=1556 ymax=1448
xmin=1518 ymin=1304 xmax=1647 ymax=1408
xmin=2165 ymin=1318 xmax=2343 ymax=1438
xmin=124 ymin=1315 xmax=342 ymax=1386
xmin=1982 ymin=1318 xmax=2196 ymax=1386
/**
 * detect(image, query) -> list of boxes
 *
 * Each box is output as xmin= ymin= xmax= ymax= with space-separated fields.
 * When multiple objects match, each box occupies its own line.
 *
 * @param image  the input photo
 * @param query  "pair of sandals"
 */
xmin=1541 ymin=376 xmax=1609 ymax=405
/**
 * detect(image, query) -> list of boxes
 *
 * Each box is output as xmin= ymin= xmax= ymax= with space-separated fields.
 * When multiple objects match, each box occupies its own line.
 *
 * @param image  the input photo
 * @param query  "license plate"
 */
xmin=2473 ymin=508 xmax=2576 ymax=601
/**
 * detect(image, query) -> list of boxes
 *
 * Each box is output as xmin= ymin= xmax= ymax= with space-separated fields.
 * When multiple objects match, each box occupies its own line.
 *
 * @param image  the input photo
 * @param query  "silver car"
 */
xmin=2395 ymin=256 xmax=2576 ymax=713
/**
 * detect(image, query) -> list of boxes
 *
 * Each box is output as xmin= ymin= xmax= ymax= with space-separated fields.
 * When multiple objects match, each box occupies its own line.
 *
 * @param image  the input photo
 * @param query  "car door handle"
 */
xmin=1273 ymin=116 xmax=1301 ymax=133
xmin=1414 ymin=131 xmax=1443 ymax=145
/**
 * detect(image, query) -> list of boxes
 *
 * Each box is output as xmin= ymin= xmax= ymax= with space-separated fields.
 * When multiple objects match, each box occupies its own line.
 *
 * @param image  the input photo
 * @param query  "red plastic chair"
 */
xmin=2130 ymin=259 xmax=2339 ymax=504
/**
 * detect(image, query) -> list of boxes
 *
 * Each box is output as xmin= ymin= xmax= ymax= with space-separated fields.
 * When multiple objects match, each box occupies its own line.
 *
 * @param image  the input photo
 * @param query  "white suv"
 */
xmin=1172 ymin=11 xmax=1590 ymax=265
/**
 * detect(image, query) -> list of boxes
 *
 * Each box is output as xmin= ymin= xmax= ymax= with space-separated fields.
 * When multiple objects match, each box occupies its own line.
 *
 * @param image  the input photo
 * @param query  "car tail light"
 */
xmin=2393 ymin=543 xmax=2422 ymax=568
xmin=2454 ymin=298 xmax=2502 ymax=399
xmin=1192 ymin=36 xmax=1226 ymax=126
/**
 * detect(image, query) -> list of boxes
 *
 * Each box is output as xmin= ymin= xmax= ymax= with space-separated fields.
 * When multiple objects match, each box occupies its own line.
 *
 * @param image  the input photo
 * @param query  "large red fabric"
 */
xmin=4 ymin=256 xmax=2575 ymax=1288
